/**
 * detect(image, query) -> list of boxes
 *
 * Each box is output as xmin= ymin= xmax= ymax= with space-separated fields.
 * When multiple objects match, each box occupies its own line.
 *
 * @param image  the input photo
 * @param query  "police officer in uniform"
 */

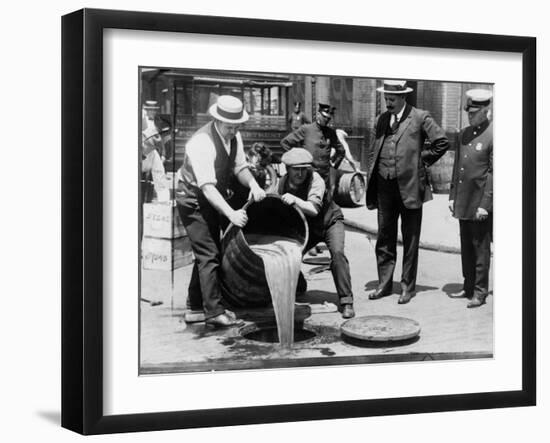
xmin=288 ymin=101 xmax=310 ymax=131
xmin=278 ymin=148 xmax=355 ymax=318
xmin=176 ymin=95 xmax=266 ymax=327
xmin=281 ymin=103 xmax=346 ymax=197
xmin=449 ymin=89 xmax=493 ymax=308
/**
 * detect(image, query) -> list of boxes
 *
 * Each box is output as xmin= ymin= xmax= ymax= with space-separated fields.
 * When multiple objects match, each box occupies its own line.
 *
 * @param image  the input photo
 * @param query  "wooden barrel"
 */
xmin=428 ymin=150 xmax=455 ymax=194
xmin=263 ymin=165 xmax=279 ymax=193
xmin=227 ymin=164 xmax=279 ymax=210
xmin=220 ymin=195 xmax=309 ymax=307
xmin=334 ymin=171 xmax=366 ymax=207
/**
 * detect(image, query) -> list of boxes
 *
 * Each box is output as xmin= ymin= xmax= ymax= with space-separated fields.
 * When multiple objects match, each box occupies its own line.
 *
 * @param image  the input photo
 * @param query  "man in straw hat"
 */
xmin=176 ymin=95 xmax=266 ymax=327
xmin=141 ymin=125 xmax=168 ymax=203
xmin=366 ymin=80 xmax=449 ymax=304
xmin=448 ymin=89 xmax=493 ymax=308
xmin=278 ymin=148 xmax=355 ymax=318
xmin=142 ymin=100 xmax=173 ymax=163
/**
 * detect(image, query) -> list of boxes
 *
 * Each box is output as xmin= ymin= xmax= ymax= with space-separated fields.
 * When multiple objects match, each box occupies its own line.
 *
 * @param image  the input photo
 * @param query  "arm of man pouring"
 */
xmin=187 ymin=132 xmax=264 ymax=228
xmin=236 ymin=167 xmax=267 ymax=203
xmin=232 ymin=131 xmax=266 ymax=203
xmin=281 ymin=172 xmax=325 ymax=218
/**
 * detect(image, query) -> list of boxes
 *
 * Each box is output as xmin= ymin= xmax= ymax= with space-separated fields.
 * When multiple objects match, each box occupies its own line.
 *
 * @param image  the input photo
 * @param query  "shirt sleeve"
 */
xmin=233 ymin=132 xmax=249 ymax=175
xmin=281 ymin=126 xmax=306 ymax=151
xmin=307 ymin=172 xmax=326 ymax=212
xmin=185 ymin=133 xmax=217 ymax=188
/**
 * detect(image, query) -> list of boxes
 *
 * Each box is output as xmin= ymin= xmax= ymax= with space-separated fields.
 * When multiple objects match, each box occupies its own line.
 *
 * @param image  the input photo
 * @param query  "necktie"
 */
xmin=391 ymin=115 xmax=399 ymax=132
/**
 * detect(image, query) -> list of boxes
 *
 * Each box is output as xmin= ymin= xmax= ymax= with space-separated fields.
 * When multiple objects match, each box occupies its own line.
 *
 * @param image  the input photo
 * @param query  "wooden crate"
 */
xmin=141 ymin=236 xmax=194 ymax=271
xmin=143 ymin=201 xmax=186 ymax=239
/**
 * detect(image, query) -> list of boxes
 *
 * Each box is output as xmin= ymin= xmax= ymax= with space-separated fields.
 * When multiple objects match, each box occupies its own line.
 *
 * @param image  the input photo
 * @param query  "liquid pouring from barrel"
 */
xmin=221 ymin=195 xmax=309 ymax=347
xmin=246 ymin=235 xmax=302 ymax=347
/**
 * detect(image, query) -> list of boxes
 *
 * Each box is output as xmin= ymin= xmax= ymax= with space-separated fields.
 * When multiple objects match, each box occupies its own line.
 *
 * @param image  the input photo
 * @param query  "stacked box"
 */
xmin=141 ymin=236 xmax=194 ymax=271
xmin=143 ymin=202 xmax=186 ymax=238
xmin=141 ymin=201 xmax=194 ymax=271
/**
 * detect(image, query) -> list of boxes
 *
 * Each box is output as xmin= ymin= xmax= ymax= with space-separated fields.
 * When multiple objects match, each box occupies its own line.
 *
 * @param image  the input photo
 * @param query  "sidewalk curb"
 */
xmin=343 ymin=218 xmax=461 ymax=255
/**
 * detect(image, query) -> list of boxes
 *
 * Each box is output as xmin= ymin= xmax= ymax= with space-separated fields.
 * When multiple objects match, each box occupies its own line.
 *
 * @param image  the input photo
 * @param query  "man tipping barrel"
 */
xmin=278 ymin=148 xmax=355 ymax=319
xmin=176 ymin=95 xmax=266 ymax=327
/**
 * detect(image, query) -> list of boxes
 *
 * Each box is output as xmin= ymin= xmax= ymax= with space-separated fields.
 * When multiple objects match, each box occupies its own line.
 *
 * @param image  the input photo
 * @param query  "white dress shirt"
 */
xmin=392 ymin=105 xmax=406 ymax=126
xmin=185 ymin=123 xmax=248 ymax=188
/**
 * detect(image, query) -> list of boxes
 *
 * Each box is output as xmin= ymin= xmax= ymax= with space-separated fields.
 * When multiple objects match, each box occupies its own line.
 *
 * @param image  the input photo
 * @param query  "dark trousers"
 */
xmin=176 ymin=198 xmax=226 ymax=319
xmin=375 ymin=175 xmax=423 ymax=293
xmin=306 ymin=213 xmax=353 ymax=305
xmin=459 ymin=217 xmax=492 ymax=299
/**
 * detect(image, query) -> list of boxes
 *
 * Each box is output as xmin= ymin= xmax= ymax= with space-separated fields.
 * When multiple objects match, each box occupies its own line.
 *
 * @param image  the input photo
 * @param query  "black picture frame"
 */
xmin=61 ymin=8 xmax=536 ymax=435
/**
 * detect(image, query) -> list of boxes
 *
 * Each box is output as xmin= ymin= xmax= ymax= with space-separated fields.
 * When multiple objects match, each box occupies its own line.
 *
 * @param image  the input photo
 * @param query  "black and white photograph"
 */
xmin=138 ymin=67 xmax=494 ymax=374
xmin=1 ymin=0 xmax=543 ymax=440
xmin=56 ymin=5 xmax=537 ymax=436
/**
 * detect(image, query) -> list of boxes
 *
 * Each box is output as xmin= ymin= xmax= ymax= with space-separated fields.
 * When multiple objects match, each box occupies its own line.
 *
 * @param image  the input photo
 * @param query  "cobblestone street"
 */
xmin=140 ymin=217 xmax=493 ymax=374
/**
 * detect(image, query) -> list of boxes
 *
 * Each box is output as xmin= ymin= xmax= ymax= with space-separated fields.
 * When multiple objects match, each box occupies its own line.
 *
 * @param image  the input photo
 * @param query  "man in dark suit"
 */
xmin=449 ymin=89 xmax=493 ymax=308
xmin=366 ymin=80 xmax=449 ymax=304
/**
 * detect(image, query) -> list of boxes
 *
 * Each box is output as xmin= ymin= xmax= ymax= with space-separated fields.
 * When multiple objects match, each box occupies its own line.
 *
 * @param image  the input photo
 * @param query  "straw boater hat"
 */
xmin=377 ymin=80 xmax=413 ymax=94
xmin=463 ymin=89 xmax=493 ymax=111
xmin=282 ymin=148 xmax=314 ymax=167
xmin=209 ymin=95 xmax=249 ymax=124
xmin=143 ymin=100 xmax=160 ymax=110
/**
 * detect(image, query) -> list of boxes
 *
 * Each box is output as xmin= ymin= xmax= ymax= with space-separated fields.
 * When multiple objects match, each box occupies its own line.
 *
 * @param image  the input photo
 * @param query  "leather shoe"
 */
xmin=341 ymin=304 xmax=355 ymax=319
xmin=224 ymin=309 xmax=238 ymax=321
xmin=205 ymin=313 xmax=244 ymax=328
xmin=368 ymin=288 xmax=391 ymax=300
xmin=467 ymin=296 xmax=486 ymax=308
xmin=398 ymin=291 xmax=415 ymax=304
xmin=449 ymin=289 xmax=473 ymax=299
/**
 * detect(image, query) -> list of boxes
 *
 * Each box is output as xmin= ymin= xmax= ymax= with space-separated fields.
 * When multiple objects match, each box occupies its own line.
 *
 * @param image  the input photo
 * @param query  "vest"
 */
xmin=278 ymin=173 xmax=341 ymax=234
xmin=278 ymin=173 xmax=311 ymax=202
xmin=377 ymin=119 xmax=399 ymax=179
xmin=178 ymin=121 xmax=237 ymax=203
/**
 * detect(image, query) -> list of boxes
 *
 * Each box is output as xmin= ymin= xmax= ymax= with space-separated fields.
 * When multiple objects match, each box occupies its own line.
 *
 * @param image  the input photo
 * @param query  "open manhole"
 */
xmin=240 ymin=325 xmax=316 ymax=344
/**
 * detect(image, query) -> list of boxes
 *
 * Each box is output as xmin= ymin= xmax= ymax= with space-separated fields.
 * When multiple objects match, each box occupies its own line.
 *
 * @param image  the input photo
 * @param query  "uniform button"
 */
xmin=469 ymin=143 xmax=472 ymax=146
xmin=459 ymin=180 xmax=463 ymax=183
xmin=473 ymin=131 xmax=477 ymax=135
xmin=460 ymin=167 xmax=464 ymax=171
xmin=464 ymin=155 xmax=468 ymax=158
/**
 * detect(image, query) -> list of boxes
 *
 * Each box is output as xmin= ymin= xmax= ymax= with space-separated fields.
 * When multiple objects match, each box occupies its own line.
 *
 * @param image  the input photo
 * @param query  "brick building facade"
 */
xmin=288 ymin=76 xmax=492 ymax=192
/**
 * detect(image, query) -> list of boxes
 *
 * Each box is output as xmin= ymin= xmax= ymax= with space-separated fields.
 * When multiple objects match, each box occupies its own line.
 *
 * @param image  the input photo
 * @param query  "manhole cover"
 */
xmin=341 ymin=315 xmax=421 ymax=342
xmin=241 ymin=325 xmax=316 ymax=343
